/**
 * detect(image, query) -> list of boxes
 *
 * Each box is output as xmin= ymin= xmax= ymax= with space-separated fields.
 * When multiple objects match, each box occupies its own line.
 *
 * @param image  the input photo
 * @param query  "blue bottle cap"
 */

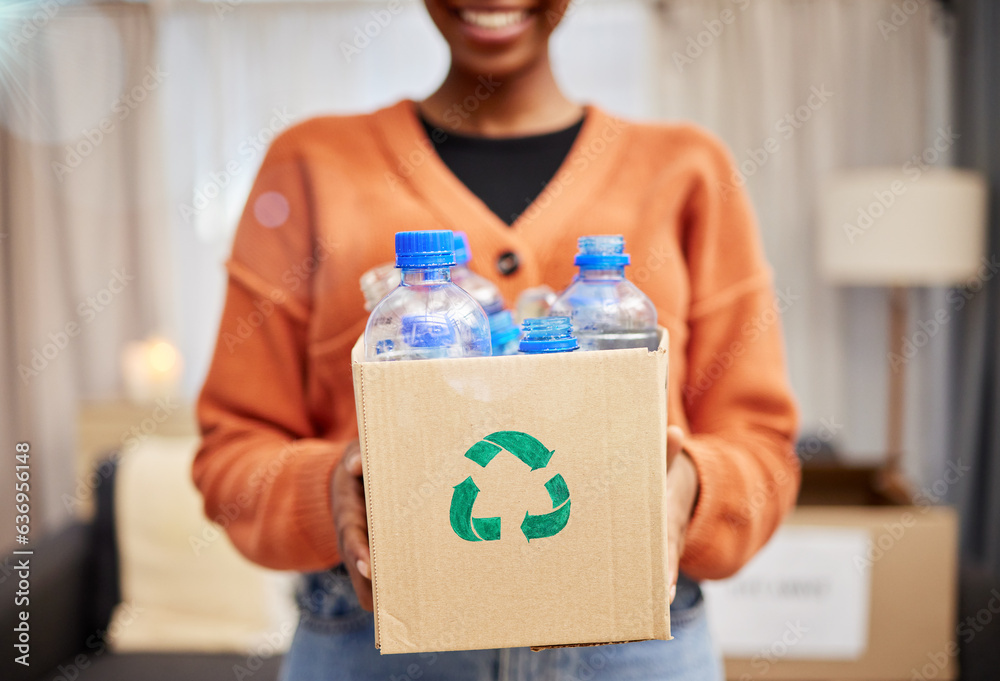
xmin=574 ymin=235 xmax=631 ymax=269
xmin=400 ymin=314 xmax=456 ymax=348
xmin=519 ymin=317 xmax=579 ymax=354
xmin=395 ymin=230 xmax=456 ymax=268
xmin=453 ymin=232 xmax=472 ymax=265
xmin=489 ymin=310 xmax=520 ymax=348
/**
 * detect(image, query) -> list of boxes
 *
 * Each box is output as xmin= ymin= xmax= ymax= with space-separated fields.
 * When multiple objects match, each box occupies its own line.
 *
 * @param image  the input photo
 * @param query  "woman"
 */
xmin=194 ymin=1 xmax=800 ymax=679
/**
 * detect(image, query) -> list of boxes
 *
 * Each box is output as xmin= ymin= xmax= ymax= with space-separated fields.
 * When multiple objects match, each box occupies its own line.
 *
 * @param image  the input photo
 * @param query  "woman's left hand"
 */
xmin=666 ymin=425 xmax=699 ymax=603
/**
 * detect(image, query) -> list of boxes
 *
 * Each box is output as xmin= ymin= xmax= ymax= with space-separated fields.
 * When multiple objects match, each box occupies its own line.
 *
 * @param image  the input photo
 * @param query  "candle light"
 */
xmin=122 ymin=336 xmax=182 ymax=403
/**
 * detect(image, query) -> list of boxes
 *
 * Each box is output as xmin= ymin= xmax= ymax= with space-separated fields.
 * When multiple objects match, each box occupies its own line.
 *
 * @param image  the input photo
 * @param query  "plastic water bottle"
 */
xmin=489 ymin=310 xmax=521 ymax=356
xmin=519 ymin=317 xmax=579 ymax=354
xmin=364 ymin=231 xmax=492 ymax=361
xmin=514 ymin=285 xmax=557 ymax=324
xmin=449 ymin=231 xmax=519 ymax=355
xmin=359 ymin=262 xmax=400 ymax=311
xmin=451 ymin=232 xmax=506 ymax=316
xmin=549 ymin=236 xmax=658 ymax=351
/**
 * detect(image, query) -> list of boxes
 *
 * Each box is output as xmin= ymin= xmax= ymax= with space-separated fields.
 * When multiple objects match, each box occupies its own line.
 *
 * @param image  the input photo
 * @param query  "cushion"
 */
xmin=107 ymin=436 xmax=298 ymax=654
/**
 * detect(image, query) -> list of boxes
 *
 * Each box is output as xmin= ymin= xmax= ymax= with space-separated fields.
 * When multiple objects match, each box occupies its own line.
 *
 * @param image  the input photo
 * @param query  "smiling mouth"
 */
xmin=456 ymin=8 xmax=532 ymax=29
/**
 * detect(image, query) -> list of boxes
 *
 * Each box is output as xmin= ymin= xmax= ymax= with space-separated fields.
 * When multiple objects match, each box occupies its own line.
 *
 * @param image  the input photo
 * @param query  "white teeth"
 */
xmin=459 ymin=9 xmax=529 ymax=29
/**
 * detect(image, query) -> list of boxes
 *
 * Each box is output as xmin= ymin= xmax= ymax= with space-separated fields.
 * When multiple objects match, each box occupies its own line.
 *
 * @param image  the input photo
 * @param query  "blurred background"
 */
xmin=1 ymin=0 xmax=998 ymax=679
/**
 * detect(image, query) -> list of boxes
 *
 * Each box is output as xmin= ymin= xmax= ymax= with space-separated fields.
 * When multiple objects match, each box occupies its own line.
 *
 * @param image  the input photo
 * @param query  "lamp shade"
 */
xmin=818 ymin=168 xmax=987 ymax=285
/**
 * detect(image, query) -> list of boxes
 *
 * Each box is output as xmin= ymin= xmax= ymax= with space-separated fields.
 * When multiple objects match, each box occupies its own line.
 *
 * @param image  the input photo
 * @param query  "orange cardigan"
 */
xmin=194 ymin=100 xmax=800 ymax=581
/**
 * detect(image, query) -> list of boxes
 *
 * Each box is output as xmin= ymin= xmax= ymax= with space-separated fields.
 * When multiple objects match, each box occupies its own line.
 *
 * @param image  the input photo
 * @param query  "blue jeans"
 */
xmin=279 ymin=566 xmax=723 ymax=681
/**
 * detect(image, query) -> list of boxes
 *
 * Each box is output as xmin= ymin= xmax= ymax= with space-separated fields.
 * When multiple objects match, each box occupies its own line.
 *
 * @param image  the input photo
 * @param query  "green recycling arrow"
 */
xmin=464 ymin=440 xmax=502 ymax=468
xmin=475 ymin=431 xmax=554 ymax=470
xmin=449 ymin=476 xmax=501 ymax=542
xmin=451 ymin=432 xmax=570 ymax=543
xmin=521 ymin=473 xmax=572 ymax=541
xmin=521 ymin=501 xmax=571 ymax=541
xmin=544 ymin=474 xmax=570 ymax=506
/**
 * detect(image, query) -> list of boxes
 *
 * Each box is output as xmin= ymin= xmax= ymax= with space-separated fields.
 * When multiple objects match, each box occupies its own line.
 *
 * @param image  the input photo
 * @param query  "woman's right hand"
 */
xmin=331 ymin=440 xmax=373 ymax=610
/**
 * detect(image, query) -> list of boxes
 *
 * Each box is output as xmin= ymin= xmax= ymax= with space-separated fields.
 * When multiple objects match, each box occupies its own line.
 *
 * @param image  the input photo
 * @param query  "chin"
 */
xmin=425 ymin=1 xmax=567 ymax=75
xmin=451 ymin=44 xmax=546 ymax=79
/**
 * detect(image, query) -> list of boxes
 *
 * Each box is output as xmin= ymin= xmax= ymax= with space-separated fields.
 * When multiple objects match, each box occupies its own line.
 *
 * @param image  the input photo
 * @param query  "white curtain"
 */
xmin=158 ymin=0 xmax=954 ymax=488
xmin=653 ymin=0 xmax=955 ymax=486
xmin=0 ymin=3 xmax=173 ymax=545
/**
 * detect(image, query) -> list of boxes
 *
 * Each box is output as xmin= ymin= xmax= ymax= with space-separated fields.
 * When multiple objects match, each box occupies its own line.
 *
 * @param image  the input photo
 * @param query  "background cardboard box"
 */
xmin=351 ymin=333 xmax=671 ymax=654
xmin=706 ymin=466 xmax=959 ymax=681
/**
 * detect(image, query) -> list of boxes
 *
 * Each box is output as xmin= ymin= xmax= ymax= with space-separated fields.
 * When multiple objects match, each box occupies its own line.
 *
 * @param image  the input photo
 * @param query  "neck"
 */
xmin=401 ymin=268 xmax=451 ymax=285
xmin=419 ymin=52 xmax=583 ymax=137
xmin=579 ymin=267 xmax=626 ymax=280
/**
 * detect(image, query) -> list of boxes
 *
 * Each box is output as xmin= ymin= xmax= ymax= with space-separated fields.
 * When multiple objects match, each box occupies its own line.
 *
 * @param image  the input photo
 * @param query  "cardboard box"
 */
xmin=350 ymin=331 xmax=671 ymax=654
xmin=705 ymin=466 xmax=958 ymax=681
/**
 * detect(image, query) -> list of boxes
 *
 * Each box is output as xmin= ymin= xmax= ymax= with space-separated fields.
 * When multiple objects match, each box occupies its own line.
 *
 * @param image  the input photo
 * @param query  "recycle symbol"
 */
xmin=449 ymin=431 xmax=571 ymax=542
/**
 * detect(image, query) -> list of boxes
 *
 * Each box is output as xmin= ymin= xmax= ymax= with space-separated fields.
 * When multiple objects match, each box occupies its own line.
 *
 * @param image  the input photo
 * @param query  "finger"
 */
xmin=666 ymin=522 xmax=681 ymax=604
xmin=333 ymin=444 xmax=374 ymax=610
xmin=666 ymin=425 xmax=685 ymax=468
xmin=339 ymin=519 xmax=374 ymax=611
xmin=343 ymin=447 xmax=363 ymax=477
xmin=665 ymin=452 xmax=697 ymax=605
xmin=335 ymin=474 xmax=371 ymax=567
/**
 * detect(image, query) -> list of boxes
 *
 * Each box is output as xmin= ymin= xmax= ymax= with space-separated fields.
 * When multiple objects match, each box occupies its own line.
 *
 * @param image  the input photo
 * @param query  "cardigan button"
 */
xmin=496 ymin=251 xmax=520 ymax=276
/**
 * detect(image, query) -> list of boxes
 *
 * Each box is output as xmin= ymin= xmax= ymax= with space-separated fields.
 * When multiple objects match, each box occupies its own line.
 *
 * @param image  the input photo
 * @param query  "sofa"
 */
xmin=2 ymin=446 xmax=288 ymax=681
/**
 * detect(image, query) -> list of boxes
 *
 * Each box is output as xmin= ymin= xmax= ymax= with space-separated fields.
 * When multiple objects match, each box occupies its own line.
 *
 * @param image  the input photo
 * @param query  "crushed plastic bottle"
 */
xmin=489 ymin=309 xmax=521 ymax=356
xmin=514 ymin=284 xmax=557 ymax=324
xmin=359 ymin=262 xmax=400 ymax=312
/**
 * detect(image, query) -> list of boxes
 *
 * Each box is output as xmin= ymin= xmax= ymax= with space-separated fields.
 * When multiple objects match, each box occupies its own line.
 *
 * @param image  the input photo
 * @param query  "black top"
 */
xmin=420 ymin=115 xmax=585 ymax=226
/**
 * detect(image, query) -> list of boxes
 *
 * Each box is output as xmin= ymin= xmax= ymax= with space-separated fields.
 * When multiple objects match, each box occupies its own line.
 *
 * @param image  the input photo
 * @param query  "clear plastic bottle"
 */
xmin=451 ymin=232 xmax=506 ymax=316
xmin=364 ymin=231 xmax=492 ymax=361
xmin=359 ymin=262 xmax=400 ymax=311
xmin=519 ymin=317 xmax=579 ymax=354
xmin=549 ymin=236 xmax=658 ymax=351
xmin=514 ymin=284 xmax=557 ymax=324
xmin=489 ymin=309 xmax=521 ymax=356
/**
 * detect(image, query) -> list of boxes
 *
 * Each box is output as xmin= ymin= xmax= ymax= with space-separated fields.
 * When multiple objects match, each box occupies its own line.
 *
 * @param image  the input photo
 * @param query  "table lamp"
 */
xmin=818 ymin=167 xmax=988 ymax=501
